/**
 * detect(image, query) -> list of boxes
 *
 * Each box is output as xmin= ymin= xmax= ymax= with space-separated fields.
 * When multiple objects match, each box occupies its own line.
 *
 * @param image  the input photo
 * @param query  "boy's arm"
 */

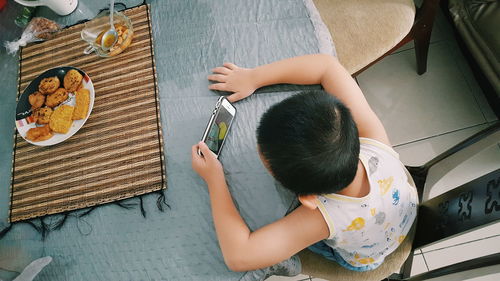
xmin=192 ymin=142 xmax=329 ymax=271
xmin=208 ymin=54 xmax=391 ymax=145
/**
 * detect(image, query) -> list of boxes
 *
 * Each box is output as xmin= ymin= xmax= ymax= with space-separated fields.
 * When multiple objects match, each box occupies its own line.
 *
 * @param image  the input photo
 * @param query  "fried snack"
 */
xmin=25 ymin=125 xmax=53 ymax=142
xmin=109 ymin=24 xmax=133 ymax=57
xmin=45 ymin=88 xmax=68 ymax=108
xmin=32 ymin=107 xmax=53 ymax=124
xmin=28 ymin=91 xmax=45 ymax=109
xmin=38 ymin=76 xmax=60 ymax=94
xmin=49 ymin=105 xmax=74 ymax=134
xmin=72 ymin=88 xmax=90 ymax=120
xmin=63 ymin=69 xmax=83 ymax=92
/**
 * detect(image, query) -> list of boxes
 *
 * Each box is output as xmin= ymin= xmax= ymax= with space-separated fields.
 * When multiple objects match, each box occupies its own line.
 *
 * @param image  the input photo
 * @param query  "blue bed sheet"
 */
xmin=0 ymin=1 xmax=334 ymax=280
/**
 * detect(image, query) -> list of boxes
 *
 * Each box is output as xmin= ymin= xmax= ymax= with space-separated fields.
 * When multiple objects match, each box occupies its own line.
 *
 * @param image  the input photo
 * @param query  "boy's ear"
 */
xmin=298 ymin=195 xmax=317 ymax=210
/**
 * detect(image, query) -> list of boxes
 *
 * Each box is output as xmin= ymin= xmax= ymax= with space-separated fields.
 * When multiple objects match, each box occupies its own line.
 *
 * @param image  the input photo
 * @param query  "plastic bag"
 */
xmin=4 ymin=17 xmax=61 ymax=55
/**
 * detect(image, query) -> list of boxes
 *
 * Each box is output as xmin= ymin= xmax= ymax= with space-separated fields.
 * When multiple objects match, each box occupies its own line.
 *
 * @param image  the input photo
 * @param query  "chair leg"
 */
xmin=414 ymin=32 xmax=432 ymax=75
xmin=412 ymin=0 xmax=441 ymax=75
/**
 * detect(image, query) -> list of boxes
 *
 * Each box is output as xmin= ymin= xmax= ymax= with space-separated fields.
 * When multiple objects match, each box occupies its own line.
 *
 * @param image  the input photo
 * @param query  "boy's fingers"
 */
xmin=191 ymin=144 xmax=201 ymax=158
xmin=207 ymin=74 xmax=227 ymax=83
xmin=198 ymin=142 xmax=210 ymax=153
xmin=223 ymin=62 xmax=237 ymax=70
xmin=208 ymin=83 xmax=226 ymax=91
xmin=227 ymin=92 xmax=244 ymax=103
xmin=212 ymin=67 xmax=230 ymax=75
xmin=198 ymin=142 xmax=216 ymax=161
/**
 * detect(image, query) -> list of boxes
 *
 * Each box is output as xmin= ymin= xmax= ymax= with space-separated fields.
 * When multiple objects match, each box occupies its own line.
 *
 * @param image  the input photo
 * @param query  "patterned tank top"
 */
xmin=315 ymin=138 xmax=418 ymax=269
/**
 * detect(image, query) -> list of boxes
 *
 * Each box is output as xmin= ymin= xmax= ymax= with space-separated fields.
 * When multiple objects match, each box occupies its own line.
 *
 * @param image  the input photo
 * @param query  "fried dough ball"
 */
xmin=63 ymin=69 xmax=83 ymax=92
xmin=32 ymin=107 xmax=53 ymax=125
xmin=38 ymin=76 xmax=60 ymax=94
xmin=25 ymin=125 xmax=53 ymax=142
xmin=28 ymin=91 xmax=45 ymax=109
xmin=45 ymin=88 xmax=68 ymax=108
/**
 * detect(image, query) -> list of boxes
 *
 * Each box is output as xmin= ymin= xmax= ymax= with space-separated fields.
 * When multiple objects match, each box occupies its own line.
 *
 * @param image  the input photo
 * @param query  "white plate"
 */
xmin=15 ymin=67 xmax=95 ymax=146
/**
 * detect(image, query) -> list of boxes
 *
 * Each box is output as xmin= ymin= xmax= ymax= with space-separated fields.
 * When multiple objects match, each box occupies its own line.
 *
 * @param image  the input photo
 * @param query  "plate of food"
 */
xmin=15 ymin=66 xmax=94 ymax=146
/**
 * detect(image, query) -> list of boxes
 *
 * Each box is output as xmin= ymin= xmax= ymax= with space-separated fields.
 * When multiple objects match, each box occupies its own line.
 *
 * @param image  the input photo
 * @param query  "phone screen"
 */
xmin=205 ymin=103 xmax=234 ymax=154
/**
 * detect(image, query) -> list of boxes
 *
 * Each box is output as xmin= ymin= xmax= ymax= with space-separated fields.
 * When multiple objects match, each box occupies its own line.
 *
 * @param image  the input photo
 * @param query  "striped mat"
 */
xmin=10 ymin=5 xmax=166 ymax=223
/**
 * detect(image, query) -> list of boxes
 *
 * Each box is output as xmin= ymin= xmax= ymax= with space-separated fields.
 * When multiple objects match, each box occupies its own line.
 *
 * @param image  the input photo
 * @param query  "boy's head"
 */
xmin=257 ymin=90 xmax=360 ymax=196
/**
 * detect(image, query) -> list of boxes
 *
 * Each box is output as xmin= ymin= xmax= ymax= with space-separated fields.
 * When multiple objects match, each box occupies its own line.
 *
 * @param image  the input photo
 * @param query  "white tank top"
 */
xmin=315 ymin=138 xmax=418 ymax=268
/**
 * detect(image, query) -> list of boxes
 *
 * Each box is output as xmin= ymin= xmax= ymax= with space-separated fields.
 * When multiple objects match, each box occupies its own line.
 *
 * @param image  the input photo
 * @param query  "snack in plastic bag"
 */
xmin=4 ymin=17 xmax=61 ymax=55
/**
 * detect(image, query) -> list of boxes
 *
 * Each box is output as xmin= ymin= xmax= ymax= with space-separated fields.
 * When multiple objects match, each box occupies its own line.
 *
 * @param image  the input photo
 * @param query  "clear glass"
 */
xmin=80 ymin=11 xmax=133 ymax=58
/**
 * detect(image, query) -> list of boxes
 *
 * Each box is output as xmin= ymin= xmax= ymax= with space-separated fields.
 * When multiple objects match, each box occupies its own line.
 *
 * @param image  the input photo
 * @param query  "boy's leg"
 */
xmin=239 ymin=255 xmax=301 ymax=281
xmin=307 ymin=241 xmax=337 ymax=261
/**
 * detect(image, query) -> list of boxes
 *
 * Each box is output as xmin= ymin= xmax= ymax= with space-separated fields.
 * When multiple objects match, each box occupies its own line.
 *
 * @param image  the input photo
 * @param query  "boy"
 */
xmin=191 ymin=54 xmax=418 ymax=273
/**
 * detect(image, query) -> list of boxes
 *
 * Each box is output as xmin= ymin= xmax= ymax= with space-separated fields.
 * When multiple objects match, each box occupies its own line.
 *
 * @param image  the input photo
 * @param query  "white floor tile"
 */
xmin=393 ymin=116 xmax=500 ymax=266
xmin=421 ymin=265 xmax=500 ymax=281
xmin=447 ymin=40 xmax=498 ymax=123
xmin=307 ymin=252 xmax=431 ymax=279
xmin=390 ymin=8 xmax=496 ymax=122
xmin=411 ymin=6 xmax=497 ymax=123
xmin=411 ymin=253 xmax=429 ymax=276
xmin=432 ymin=6 xmax=455 ymax=42
xmin=392 ymin=4 xmax=455 ymax=54
xmin=423 ymin=235 xmax=500 ymax=270
xmin=394 ymin=124 xmax=490 ymax=166
xmin=393 ymin=41 xmax=415 ymax=54
xmin=420 ymin=222 xmax=500 ymax=253
xmin=307 ymin=257 xmax=500 ymax=281
xmin=464 ymin=272 xmax=500 ymax=281
xmin=265 ymin=274 xmax=310 ymax=281
xmin=358 ymin=41 xmax=486 ymax=145
xmin=396 ymin=124 xmax=500 ymax=251
xmin=426 ymin=142 xmax=500 ymax=199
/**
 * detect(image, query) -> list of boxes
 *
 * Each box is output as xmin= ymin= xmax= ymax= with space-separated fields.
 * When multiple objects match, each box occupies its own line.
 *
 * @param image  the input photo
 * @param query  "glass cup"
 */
xmin=80 ymin=11 xmax=133 ymax=58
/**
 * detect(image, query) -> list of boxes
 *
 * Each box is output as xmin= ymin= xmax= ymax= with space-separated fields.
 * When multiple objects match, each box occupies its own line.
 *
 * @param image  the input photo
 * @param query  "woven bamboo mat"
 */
xmin=10 ymin=5 xmax=166 ymax=223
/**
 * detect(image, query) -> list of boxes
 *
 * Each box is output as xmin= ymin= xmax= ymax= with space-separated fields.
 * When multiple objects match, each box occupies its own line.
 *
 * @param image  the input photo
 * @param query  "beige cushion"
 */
xmin=299 ymin=222 xmax=416 ymax=281
xmin=313 ymin=0 xmax=416 ymax=74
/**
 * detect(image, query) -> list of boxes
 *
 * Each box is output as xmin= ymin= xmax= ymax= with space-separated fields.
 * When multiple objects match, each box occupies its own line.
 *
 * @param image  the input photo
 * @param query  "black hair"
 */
xmin=257 ymin=90 xmax=360 ymax=195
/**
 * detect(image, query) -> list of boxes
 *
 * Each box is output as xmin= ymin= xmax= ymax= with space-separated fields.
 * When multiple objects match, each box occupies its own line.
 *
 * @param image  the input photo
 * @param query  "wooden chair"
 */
xmin=299 ymin=121 xmax=500 ymax=280
xmin=313 ymin=0 xmax=441 ymax=76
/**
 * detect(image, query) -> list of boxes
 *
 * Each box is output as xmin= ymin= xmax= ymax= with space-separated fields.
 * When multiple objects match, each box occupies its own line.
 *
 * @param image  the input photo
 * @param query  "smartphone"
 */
xmin=200 ymin=97 xmax=236 ymax=158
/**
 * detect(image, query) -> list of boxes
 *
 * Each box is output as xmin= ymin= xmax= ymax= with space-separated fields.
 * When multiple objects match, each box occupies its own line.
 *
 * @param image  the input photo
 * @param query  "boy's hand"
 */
xmin=191 ymin=142 xmax=225 ymax=186
xmin=208 ymin=63 xmax=257 ymax=103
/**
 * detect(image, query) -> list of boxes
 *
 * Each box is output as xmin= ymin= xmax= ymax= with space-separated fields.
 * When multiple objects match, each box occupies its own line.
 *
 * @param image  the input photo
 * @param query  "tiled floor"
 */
xmin=266 ymin=6 xmax=499 ymax=281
